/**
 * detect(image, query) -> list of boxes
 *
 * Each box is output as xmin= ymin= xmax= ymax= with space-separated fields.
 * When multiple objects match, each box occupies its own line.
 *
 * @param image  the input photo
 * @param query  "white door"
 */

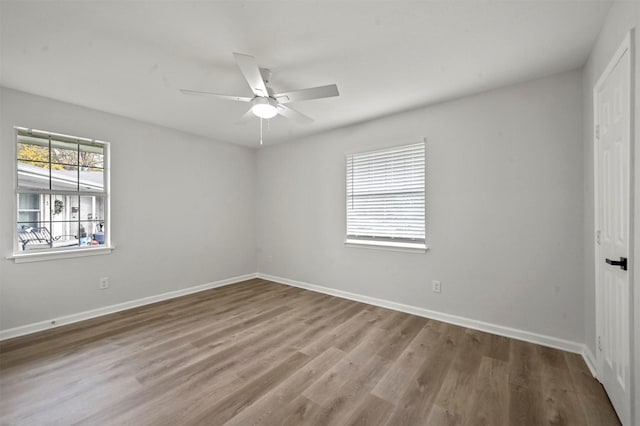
xmin=595 ymin=35 xmax=632 ymax=426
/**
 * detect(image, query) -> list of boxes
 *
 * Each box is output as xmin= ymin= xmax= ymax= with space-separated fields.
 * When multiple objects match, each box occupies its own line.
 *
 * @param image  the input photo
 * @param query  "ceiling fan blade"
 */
xmin=232 ymin=52 xmax=269 ymax=98
xmin=277 ymin=104 xmax=314 ymax=124
xmin=236 ymin=107 xmax=255 ymax=125
xmin=179 ymin=89 xmax=252 ymax=102
xmin=274 ymin=84 xmax=339 ymax=104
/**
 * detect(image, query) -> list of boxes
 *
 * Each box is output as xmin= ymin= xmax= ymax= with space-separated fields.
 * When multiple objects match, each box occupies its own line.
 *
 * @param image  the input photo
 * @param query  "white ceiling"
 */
xmin=0 ymin=1 xmax=611 ymax=147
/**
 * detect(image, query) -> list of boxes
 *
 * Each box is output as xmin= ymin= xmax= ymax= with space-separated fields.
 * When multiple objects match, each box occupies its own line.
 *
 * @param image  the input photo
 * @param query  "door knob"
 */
xmin=605 ymin=257 xmax=627 ymax=271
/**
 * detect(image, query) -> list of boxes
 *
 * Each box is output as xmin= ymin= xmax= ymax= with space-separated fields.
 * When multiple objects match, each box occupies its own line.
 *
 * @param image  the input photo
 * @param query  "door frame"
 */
xmin=593 ymin=29 xmax=635 ymax=424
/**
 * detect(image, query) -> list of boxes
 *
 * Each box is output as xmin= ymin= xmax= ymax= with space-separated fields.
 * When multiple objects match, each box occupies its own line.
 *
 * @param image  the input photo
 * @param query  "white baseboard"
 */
xmin=257 ymin=272 xmax=587 ymax=356
xmin=1 ymin=270 xmax=599 ymax=381
xmin=581 ymin=345 xmax=599 ymax=378
xmin=0 ymin=273 xmax=258 ymax=341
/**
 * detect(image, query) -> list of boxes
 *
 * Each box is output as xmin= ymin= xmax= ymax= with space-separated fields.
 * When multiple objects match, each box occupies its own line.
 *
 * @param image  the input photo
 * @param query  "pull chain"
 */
xmin=260 ymin=118 xmax=263 ymax=145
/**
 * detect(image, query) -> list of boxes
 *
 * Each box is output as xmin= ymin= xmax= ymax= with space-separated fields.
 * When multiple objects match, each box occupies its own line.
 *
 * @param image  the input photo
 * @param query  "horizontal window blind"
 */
xmin=346 ymin=142 xmax=425 ymax=245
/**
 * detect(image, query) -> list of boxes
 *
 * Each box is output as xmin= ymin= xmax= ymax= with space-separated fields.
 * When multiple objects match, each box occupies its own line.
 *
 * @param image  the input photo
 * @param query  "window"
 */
xmin=14 ymin=128 xmax=109 ymax=254
xmin=346 ymin=141 xmax=426 ymax=250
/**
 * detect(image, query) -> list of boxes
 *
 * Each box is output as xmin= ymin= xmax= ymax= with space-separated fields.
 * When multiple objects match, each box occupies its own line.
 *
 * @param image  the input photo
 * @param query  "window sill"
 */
xmin=8 ymin=246 xmax=114 ymax=263
xmin=345 ymin=239 xmax=428 ymax=253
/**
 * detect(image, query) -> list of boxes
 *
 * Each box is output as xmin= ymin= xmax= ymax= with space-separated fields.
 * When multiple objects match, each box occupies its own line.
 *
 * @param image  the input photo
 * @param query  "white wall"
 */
xmin=256 ymin=69 xmax=585 ymax=344
xmin=582 ymin=1 xmax=640 ymax=421
xmin=0 ymin=87 xmax=256 ymax=331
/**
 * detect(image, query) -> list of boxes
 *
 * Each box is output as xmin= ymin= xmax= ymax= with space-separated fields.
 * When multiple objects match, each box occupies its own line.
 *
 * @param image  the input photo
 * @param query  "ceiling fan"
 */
xmin=180 ymin=52 xmax=340 ymax=124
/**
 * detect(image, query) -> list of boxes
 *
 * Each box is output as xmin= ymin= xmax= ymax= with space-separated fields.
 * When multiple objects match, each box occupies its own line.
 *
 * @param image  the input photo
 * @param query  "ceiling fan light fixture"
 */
xmin=251 ymin=97 xmax=278 ymax=119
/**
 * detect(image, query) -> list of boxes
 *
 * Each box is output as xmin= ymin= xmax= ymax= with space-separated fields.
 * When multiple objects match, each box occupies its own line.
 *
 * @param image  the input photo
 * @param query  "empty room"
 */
xmin=0 ymin=1 xmax=638 ymax=425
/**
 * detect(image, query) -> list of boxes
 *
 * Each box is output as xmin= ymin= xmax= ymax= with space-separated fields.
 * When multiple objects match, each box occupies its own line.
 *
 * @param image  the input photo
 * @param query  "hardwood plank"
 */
xmin=302 ymin=297 xmax=353 ymax=325
xmin=0 ymin=279 xmax=620 ymax=426
xmin=0 ymin=279 xmax=270 ymax=356
xmin=537 ymin=344 xmax=569 ymax=369
xmin=564 ymin=351 xmax=606 ymax=399
xmin=280 ymin=396 xmax=324 ymax=426
xmin=71 ymin=307 xmax=323 ymax=423
xmin=508 ymin=338 xmax=543 ymax=388
xmin=423 ymin=318 xmax=449 ymax=333
xmin=539 ymin=364 xmax=589 ymax=426
xmin=186 ymin=351 xmax=312 ymax=425
xmin=576 ymin=393 xmax=622 ymax=426
xmin=1 ymin=281 xmax=297 ymax=383
xmin=70 ymin=346 xmax=271 ymax=422
xmin=333 ymin=309 xmax=387 ymax=352
xmin=486 ymin=333 xmax=511 ymax=362
xmin=299 ymin=305 xmax=372 ymax=357
xmin=189 ymin=305 xmax=292 ymax=347
xmin=564 ymin=352 xmax=621 ymax=426
xmin=384 ymin=324 xmax=463 ymax=425
xmin=426 ymin=329 xmax=490 ymax=425
xmin=375 ymin=314 xmax=427 ymax=360
xmin=302 ymin=355 xmax=362 ymax=406
xmin=98 ymin=368 xmax=246 ymax=426
xmin=3 ymin=373 xmax=143 ymax=425
xmin=371 ymin=326 xmax=440 ymax=403
xmin=508 ymin=382 xmax=545 ymax=426
xmin=344 ymin=327 xmax=395 ymax=367
xmin=223 ymin=347 xmax=346 ymax=426
xmin=305 ymin=354 xmax=391 ymax=424
xmin=464 ymin=356 xmax=509 ymax=426
xmin=344 ymin=394 xmax=394 ymax=426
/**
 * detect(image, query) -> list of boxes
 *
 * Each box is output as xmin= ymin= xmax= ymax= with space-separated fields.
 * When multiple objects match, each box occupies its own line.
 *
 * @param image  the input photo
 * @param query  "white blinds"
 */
xmin=346 ymin=142 xmax=425 ymax=244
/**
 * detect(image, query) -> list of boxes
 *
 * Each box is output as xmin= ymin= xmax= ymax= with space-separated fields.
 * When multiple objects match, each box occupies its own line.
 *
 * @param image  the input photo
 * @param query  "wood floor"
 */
xmin=0 ymin=279 xmax=620 ymax=426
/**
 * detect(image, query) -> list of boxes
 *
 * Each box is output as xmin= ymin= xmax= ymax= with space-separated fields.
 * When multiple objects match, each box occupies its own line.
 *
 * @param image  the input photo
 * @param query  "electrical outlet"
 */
xmin=99 ymin=277 xmax=109 ymax=290
xmin=432 ymin=280 xmax=441 ymax=293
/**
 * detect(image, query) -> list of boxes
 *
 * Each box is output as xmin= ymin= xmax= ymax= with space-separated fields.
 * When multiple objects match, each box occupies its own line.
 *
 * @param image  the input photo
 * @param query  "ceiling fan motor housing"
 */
xmin=251 ymin=97 xmax=278 ymax=119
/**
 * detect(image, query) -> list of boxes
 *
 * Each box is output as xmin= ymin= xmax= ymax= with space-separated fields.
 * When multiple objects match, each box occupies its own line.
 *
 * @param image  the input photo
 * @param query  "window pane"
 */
xmin=17 ymin=193 xmax=42 ymax=229
xmin=84 ymin=221 xmax=106 ymax=244
xmin=78 ymin=223 xmax=92 ymax=245
xmin=50 ymin=194 xmax=65 ymax=219
xmin=51 ymin=140 xmax=78 ymax=169
xmin=80 ymin=144 xmax=104 ymax=168
xmin=18 ymin=159 xmax=50 ymax=189
xmin=18 ymin=193 xmax=40 ymax=210
xmin=17 ymin=212 xmax=39 ymax=228
xmin=96 ymin=196 xmax=106 ymax=221
xmin=78 ymin=195 xmax=105 ymax=244
xmin=79 ymin=168 xmax=104 ymax=192
xmin=79 ymin=195 xmax=105 ymax=221
xmin=65 ymin=195 xmax=80 ymax=220
xmin=17 ymin=140 xmax=49 ymax=164
xmin=51 ymin=166 xmax=79 ymax=191
xmin=50 ymin=221 xmax=80 ymax=247
xmin=18 ymin=223 xmax=51 ymax=251
xmin=16 ymin=223 xmax=54 ymax=251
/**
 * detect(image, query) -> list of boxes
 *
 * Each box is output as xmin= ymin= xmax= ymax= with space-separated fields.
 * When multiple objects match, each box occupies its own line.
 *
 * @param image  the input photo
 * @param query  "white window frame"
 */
xmin=345 ymin=141 xmax=427 ymax=252
xmin=10 ymin=127 xmax=113 ymax=263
